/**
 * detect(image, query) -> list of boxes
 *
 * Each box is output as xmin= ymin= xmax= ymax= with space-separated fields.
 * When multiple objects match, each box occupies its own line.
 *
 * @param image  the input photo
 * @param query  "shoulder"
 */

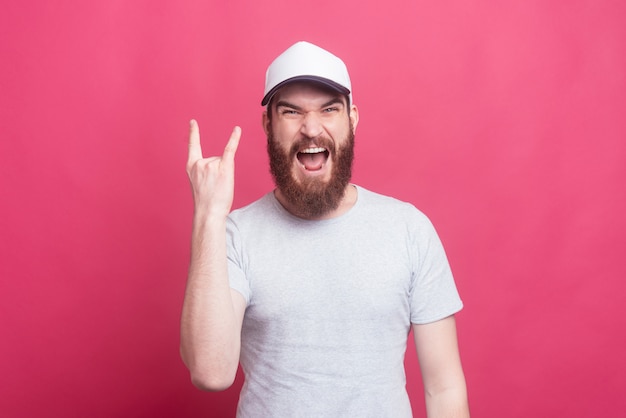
xmin=354 ymin=186 xmax=443 ymax=249
xmin=355 ymin=185 xmax=431 ymax=224
xmin=227 ymin=191 xmax=297 ymax=237
xmin=228 ymin=192 xmax=275 ymax=222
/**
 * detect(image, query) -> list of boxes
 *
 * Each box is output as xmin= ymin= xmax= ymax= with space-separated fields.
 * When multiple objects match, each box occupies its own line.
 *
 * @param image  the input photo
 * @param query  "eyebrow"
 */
xmin=275 ymin=97 xmax=346 ymax=111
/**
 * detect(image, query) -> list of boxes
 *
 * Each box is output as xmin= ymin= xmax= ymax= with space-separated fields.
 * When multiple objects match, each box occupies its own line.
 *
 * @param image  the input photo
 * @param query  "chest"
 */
xmin=242 ymin=224 xmax=413 ymax=326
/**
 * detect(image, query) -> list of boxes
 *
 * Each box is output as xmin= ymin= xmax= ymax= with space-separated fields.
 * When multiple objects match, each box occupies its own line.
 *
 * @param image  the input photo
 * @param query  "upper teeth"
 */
xmin=300 ymin=147 xmax=326 ymax=154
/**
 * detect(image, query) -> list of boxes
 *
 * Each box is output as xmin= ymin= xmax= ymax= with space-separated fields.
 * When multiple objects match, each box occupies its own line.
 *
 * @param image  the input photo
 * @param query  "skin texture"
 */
xmin=180 ymin=82 xmax=469 ymax=417
xmin=180 ymin=121 xmax=246 ymax=390
xmin=414 ymin=317 xmax=470 ymax=417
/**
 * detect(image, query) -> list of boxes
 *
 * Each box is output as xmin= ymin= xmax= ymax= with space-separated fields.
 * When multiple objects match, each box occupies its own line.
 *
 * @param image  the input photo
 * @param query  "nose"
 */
xmin=300 ymin=111 xmax=323 ymax=138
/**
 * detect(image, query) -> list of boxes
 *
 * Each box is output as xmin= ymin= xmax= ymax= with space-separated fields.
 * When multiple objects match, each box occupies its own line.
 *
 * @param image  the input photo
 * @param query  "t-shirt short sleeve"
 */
xmin=226 ymin=217 xmax=251 ymax=304
xmin=408 ymin=210 xmax=463 ymax=324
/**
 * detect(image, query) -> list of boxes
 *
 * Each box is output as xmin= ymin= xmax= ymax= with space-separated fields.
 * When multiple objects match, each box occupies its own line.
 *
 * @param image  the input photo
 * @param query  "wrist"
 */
xmin=192 ymin=209 xmax=229 ymax=233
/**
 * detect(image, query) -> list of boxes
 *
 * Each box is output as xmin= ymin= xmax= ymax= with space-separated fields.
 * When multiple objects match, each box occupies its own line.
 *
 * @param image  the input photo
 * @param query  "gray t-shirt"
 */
xmin=226 ymin=186 xmax=463 ymax=417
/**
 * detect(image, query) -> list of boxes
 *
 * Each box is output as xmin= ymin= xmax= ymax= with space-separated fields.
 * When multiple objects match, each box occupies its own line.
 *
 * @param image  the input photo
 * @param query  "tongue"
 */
xmin=298 ymin=152 xmax=326 ymax=170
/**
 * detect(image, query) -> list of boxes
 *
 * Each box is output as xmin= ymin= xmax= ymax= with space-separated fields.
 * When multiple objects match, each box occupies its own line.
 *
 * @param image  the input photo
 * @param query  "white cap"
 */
xmin=261 ymin=41 xmax=352 ymax=106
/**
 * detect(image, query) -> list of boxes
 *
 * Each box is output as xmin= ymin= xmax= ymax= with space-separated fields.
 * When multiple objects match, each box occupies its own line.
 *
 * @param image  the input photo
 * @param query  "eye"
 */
xmin=280 ymin=109 xmax=299 ymax=116
xmin=323 ymin=107 xmax=339 ymax=113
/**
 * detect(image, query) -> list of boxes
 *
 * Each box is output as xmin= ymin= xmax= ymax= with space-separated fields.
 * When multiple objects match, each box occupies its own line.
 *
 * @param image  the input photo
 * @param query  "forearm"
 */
xmin=180 ymin=214 xmax=241 ymax=391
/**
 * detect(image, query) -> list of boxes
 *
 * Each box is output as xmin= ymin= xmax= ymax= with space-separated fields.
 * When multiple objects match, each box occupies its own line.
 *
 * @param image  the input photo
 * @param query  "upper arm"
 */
xmin=412 ymin=316 xmax=467 ymax=400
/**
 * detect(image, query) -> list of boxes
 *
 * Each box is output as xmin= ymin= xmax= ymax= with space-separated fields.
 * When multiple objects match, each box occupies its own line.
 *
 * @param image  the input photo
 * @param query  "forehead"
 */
xmin=272 ymin=81 xmax=347 ymax=107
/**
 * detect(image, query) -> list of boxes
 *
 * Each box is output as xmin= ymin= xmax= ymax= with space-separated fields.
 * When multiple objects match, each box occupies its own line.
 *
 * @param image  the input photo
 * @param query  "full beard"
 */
xmin=267 ymin=128 xmax=355 ymax=219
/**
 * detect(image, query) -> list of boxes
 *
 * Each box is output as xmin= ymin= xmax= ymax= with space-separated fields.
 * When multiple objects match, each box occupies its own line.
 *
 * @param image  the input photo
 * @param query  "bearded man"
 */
xmin=181 ymin=41 xmax=470 ymax=418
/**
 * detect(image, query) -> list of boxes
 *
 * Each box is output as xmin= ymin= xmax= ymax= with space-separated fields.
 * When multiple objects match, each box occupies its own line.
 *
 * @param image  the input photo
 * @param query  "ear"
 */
xmin=262 ymin=110 xmax=271 ymax=136
xmin=349 ymin=104 xmax=359 ymax=133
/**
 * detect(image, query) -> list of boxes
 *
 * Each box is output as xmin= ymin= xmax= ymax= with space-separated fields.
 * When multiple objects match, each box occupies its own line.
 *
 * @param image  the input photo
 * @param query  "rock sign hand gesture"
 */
xmin=186 ymin=120 xmax=241 ymax=219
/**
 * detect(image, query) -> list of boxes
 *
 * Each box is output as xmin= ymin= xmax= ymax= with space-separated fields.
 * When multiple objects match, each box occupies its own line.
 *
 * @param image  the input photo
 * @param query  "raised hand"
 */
xmin=186 ymin=120 xmax=241 ymax=219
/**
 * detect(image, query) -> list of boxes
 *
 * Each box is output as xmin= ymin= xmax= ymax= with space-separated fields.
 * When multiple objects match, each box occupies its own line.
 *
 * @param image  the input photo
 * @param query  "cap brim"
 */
xmin=261 ymin=75 xmax=351 ymax=106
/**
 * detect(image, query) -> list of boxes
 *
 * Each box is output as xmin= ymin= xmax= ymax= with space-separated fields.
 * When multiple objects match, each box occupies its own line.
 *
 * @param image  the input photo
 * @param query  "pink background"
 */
xmin=2 ymin=1 xmax=625 ymax=417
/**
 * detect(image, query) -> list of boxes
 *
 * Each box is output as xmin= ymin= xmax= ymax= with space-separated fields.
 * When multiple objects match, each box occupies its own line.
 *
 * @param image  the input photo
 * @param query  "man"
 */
xmin=181 ymin=41 xmax=469 ymax=417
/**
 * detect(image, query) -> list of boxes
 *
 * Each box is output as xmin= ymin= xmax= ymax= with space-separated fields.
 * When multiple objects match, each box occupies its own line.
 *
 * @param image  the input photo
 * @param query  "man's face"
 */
xmin=264 ymin=82 xmax=359 ymax=219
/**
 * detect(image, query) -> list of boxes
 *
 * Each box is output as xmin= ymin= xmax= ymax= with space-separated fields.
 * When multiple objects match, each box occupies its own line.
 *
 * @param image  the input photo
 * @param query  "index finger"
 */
xmin=187 ymin=119 xmax=203 ymax=164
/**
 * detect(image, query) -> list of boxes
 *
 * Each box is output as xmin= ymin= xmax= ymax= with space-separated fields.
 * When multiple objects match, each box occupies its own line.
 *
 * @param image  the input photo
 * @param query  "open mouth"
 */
xmin=297 ymin=147 xmax=329 ymax=171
